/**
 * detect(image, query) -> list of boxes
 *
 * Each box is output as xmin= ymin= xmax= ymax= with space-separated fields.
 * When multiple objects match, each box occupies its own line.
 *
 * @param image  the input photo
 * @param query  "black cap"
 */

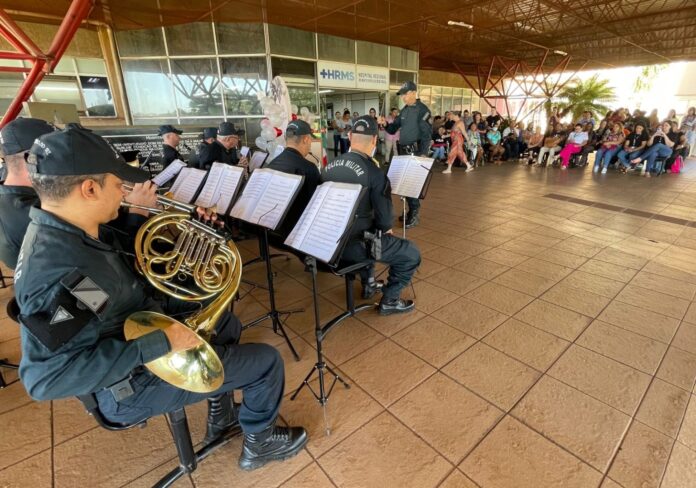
xmin=218 ymin=122 xmax=245 ymax=137
xmin=203 ymin=127 xmax=218 ymax=139
xmin=396 ymin=80 xmax=417 ymax=96
xmin=157 ymin=124 xmax=182 ymax=136
xmin=285 ymin=120 xmax=312 ymax=136
xmin=120 ymin=150 xmax=140 ymax=163
xmin=0 ymin=117 xmax=54 ymax=156
xmin=351 ymin=116 xmax=379 ymax=136
xmin=30 ymin=126 xmax=149 ymax=183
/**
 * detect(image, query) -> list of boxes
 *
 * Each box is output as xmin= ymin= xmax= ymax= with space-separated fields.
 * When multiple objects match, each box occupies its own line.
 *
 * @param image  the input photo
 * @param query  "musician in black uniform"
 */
xmin=198 ymin=122 xmax=248 ymax=170
xmin=266 ymin=120 xmax=320 ymax=237
xmin=322 ymin=116 xmax=420 ymax=315
xmin=379 ymin=81 xmax=432 ymax=229
xmin=0 ymin=117 xmax=54 ymax=269
xmin=158 ymin=125 xmax=183 ymax=168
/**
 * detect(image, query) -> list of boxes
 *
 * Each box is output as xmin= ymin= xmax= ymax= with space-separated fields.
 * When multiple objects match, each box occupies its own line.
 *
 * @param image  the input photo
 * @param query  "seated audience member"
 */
xmin=443 ymin=111 xmax=455 ymax=132
xmin=536 ymin=124 xmax=566 ymax=166
xmin=431 ymin=126 xmax=449 ymax=162
xmin=617 ymin=123 xmax=648 ymax=173
xmin=665 ymin=109 xmax=679 ymax=125
xmin=466 ymin=122 xmax=483 ymax=166
xmin=486 ymin=108 xmax=502 ymax=129
xmin=666 ymin=121 xmax=688 ymax=169
xmin=593 ymin=122 xmax=625 ymax=173
xmin=265 ymin=120 xmax=320 ymax=237
xmin=462 ymin=110 xmax=473 ymax=128
xmin=630 ymin=121 xmax=677 ymax=176
xmin=577 ymin=111 xmax=596 ymax=129
xmin=502 ymin=123 xmax=523 ymax=160
xmin=679 ymin=106 xmax=696 ymax=157
xmin=486 ymin=124 xmax=505 ymax=163
xmin=17 ymin=125 xmax=307 ymax=471
xmin=526 ymin=126 xmax=544 ymax=165
xmin=558 ymin=124 xmax=589 ymax=169
xmin=432 ymin=115 xmax=445 ymax=133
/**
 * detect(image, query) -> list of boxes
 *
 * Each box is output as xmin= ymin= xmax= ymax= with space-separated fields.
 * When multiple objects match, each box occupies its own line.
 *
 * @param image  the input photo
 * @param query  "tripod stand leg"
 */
xmin=401 ymin=197 xmax=407 ymax=240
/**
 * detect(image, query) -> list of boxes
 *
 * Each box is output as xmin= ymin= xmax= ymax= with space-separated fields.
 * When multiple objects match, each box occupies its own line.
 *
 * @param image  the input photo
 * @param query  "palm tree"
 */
xmin=548 ymin=75 xmax=616 ymax=122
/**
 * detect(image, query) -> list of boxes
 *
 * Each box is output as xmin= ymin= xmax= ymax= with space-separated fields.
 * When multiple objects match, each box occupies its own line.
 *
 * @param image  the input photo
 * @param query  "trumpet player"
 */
xmin=15 ymin=126 xmax=307 ymax=471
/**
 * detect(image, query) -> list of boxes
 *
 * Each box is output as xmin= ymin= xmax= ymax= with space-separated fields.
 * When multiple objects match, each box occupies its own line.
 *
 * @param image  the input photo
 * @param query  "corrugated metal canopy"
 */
xmin=4 ymin=0 xmax=696 ymax=75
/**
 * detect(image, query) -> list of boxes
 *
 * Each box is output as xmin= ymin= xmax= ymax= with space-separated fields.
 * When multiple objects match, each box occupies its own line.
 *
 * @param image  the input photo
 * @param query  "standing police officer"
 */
xmin=16 ymin=126 xmax=307 ymax=471
xmin=198 ymin=122 xmax=248 ymax=170
xmin=158 ymin=124 xmax=183 ymax=168
xmin=379 ymin=81 xmax=432 ymax=228
xmin=0 ymin=117 xmax=54 ymax=269
xmin=322 ymin=116 xmax=420 ymax=314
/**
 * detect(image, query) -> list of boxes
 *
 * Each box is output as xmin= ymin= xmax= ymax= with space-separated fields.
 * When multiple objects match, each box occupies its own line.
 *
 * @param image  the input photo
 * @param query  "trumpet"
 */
xmin=121 ymin=184 xmax=197 ymax=215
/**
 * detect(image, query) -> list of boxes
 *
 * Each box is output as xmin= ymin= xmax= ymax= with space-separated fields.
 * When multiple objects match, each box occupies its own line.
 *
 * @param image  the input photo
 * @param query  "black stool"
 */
xmin=77 ymin=393 xmax=240 ymax=488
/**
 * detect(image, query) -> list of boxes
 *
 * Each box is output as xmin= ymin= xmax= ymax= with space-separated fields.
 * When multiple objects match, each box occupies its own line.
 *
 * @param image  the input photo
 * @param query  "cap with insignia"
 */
xmin=218 ymin=122 xmax=245 ymax=137
xmin=0 ymin=117 xmax=54 ymax=156
xmin=351 ymin=115 xmax=379 ymax=136
xmin=157 ymin=124 xmax=182 ymax=136
xmin=396 ymin=80 xmax=417 ymax=96
xmin=285 ymin=119 xmax=312 ymax=136
xmin=203 ymin=127 xmax=218 ymax=139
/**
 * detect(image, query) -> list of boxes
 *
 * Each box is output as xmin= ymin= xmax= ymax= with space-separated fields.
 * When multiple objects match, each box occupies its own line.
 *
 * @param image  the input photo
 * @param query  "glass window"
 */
xmin=54 ymin=56 xmax=75 ymax=75
xmin=389 ymin=70 xmax=415 ymax=87
xmin=121 ymin=59 xmax=177 ymax=117
xmin=269 ymin=25 xmax=316 ymax=58
xmin=216 ymin=23 xmax=265 ymax=54
xmin=80 ymin=76 xmax=115 ymax=116
xmin=317 ymin=34 xmax=354 ymax=63
xmin=389 ymin=47 xmax=418 ymax=70
xmin=271 ymin=57 xmax=317 ymax=113
xmin=33 ymin=76 xmax=85 ymax=111
xmin=165 ymin=22 xmax=215 ymax=56
xmin=133 ymin=118 xmax=179 ymax=126
xmin=0 ymin=73 xmax=23 ymax=119
xmin=116 ymin=28 xmax=166 ymax=57
xmin=220 ymin=57 xmax=268 ymax=116
xmin=356 ymin=41 xmax=387 ymax=66
xmin=76 ymin=58 xmax=107 ymax=75
xmin=170 ymin=58 xmax=223 ymax=116
xmin=419 ymin=86 xmax=432 ymax=110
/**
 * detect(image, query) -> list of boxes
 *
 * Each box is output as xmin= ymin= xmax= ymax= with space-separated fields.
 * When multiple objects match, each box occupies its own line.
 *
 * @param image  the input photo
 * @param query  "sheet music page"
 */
xmin=249 ymin=151 xmax=267 ymax=171
xmin=389 ymin=155 xmax=433 ymax=199
xmin=386 ymin=155 xmax=408 ymax=194
xmin=215 ymin=165 xmax=245 ymax=214
xmin=285 ymin=182 xmax=362 ymax=263
xmin=170 ymin=168 xmax=207 ymax=203
xmin=194 ymin=163 xmax=225 ymax=207
xmin=229 ymin=169 xmax=273 ymax=220
xmin=152 ymin=159 xmax=185 ymax=187
xmin=247 ymin=171 xmax=303 ymax=230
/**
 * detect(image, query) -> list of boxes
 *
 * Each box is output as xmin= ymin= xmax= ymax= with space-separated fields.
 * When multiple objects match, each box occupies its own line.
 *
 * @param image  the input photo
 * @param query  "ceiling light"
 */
xmin=554 ymin=50 xmax=568 ymax=56
xmin=448 ymin=20 xmax=473 ymax=29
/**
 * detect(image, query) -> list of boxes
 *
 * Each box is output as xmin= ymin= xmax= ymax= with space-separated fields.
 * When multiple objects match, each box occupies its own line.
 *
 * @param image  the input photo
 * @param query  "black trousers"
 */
xmin=97 ymin=311 xmax=284 ymax=434
xmin=341 ymin=234 xmax=420 ymax=300
xmin=396 ymin=143 xmax=422 ymax=213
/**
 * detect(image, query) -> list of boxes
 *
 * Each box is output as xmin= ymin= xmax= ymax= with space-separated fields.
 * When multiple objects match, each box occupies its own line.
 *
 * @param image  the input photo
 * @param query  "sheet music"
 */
xmin=229 ymin=168 xmax=303 ymax=230
xmin=169 ymin=168 xmax=207 ymax=203
xmin=285 ymin=182 xmax=363 ymax=263
xmin=194 ymin=163 xmax=245 ymax=211
xmin=273 ymin=145 xmax=285 ymax=159
xmin=387 ymin=155 xmax=433 ymax=199
xmin=152 ymin=159 xmax=185 ymax=187
xmin=249 ymin=151 xmax=268 ymax=171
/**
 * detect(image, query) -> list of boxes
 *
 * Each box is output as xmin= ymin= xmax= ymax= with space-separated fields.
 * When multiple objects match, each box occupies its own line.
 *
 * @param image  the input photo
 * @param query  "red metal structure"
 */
xmin=0 ymin=0 xmax=94 ymax=127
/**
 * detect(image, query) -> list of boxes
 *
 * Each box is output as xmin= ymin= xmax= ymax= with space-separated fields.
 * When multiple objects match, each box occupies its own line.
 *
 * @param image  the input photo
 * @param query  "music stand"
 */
xmin=388 ymin=154 xmax=434 ymax=239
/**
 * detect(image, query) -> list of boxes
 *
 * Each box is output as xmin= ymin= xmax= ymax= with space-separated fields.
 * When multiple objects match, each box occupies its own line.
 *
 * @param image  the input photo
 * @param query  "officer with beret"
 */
xmin=322 ymin=116 xmax=421 ymax=314
xmin=15 ymin=125 xmax=307 ymax=471
xmin=158 ymin=124 xmax=184 ymax=169
xmin=379 ymin=81 xmax=432 ymax=228
xmin=0 ymin=118 xmax=54 ymax=269
xmin=198 ymin=122 xmax=248 ymax=170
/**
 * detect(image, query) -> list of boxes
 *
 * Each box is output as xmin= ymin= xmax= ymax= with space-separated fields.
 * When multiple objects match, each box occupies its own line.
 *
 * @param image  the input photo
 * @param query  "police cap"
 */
xmin=0 ymin=117 xmax=54 ymax=156
xmin=396 ymin=81 xmax=417 ymax=96
xmin=157 ymin=124 xmax=182 ymax=136
xmin=351 ymin=116 xmax=379 ymax=136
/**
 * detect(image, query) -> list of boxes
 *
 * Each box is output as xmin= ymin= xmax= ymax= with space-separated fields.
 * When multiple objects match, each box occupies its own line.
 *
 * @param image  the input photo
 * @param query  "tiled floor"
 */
xmin=3 ymin=160 xmax=696 ymax=487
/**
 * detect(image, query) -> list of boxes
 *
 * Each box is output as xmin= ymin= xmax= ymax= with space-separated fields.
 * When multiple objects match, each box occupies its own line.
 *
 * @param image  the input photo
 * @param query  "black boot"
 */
xmin=379 ymin=298 xmax=415 ymax=315
xmin=405 ymin=209 xmax=420 ymax=229
xmin=203 ymin=393 xmax=239 ymax=444
xmin=238 ymin=423 xmax=308 ymax=471
xmin=361 ymin=278 xmax=384 ymax=299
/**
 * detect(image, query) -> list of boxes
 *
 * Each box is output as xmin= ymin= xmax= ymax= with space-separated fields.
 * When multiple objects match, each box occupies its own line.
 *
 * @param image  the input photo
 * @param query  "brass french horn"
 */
xmin=121 ymin=202 xmax=242 ymax=393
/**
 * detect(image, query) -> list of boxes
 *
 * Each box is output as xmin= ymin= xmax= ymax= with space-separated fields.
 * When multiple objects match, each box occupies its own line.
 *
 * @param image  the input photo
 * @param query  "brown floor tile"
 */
xmin=461 ymin=416 xmax=602 ymax=488
xmin=392 ymin=316 xmax=476 ymax=368
xmin=477 ymin=248 xmax=529 ymax=268
xmin=443 ymin=342 xmax=540 ymax=411
xmin=53 ymin=398 xmax=99 ymax=445
xmin=577 ymin=320 xmax=667 ymax=374
xmin=279 ymin=462 xmax=335 ymax=488
xmin=513 ymin=375 xmax=631 ymax=471
xmin=597 ymin=300 xmax=680 ymax=344
xmin=672 ymin=322 xmax=696 ymax=355
xmin=466 ymin=282 xmax=534 ymax=316
xmin=492 ymin=268 xmax=556 ymax=296
xmin=536 ymin=248 xmax=589 ymax=269
xmin=356 ymin=307 xmax=426 ymax=337
xmin=0 ymin=450 xmax=51 ymax=488
xmin=390 ymin=373 xmax=503 ymax=463
xmin=280 ymin=295 xmax=344 ymax=338
xmin=498 ymin=238 xmax=545 ymax=258
xmin=656 ymin=347 xmax=696 ymax=391
xmin=0 ymin=316 xmax=20 ymax=344
xmin=636 ymin=379 xmax=690 ymax=438
xmin=579 ymin=259 xmax=639 ymax=283
xmin=514 ymin=299 xmax=591 ymax=341
xmin=483 ymin=318 xmax=569 ymax=371
xmin=318 ymin=412 xmax=451 ymax=488
xmin=340 ymin=340 xmax=435 ymax=407
xmin=643 ymin=260 xmax=696 ymax=286
xmin=607 ymin=421 xmax=673 ymax=488
xmin=414 ymin=257 xmax=448 ymax=280
xmin=252 ymin=276 xmax=313 ymax=310
xmin=406 ymin=280 xmax=459 ymax=314
xmin=439 ymin=469 xmax=479 ymax=488
xmin=424 ymin=268 xmax=486 ymax=296
xmin=0 ymin=381 xmax=32 ymax=416
xmin=281 ymin=337 xmax=332 ymax=396
xmin=515 ymin=256 xmax=574 ymax=281
xmin=631 ymin=272 xmax=696 ymax=300
xmin=683 ymin=301 xmax=696 ymax=325
xmin=561 ymin=270 xmax=626 ymax=298
xmin=302 ymin=317 xmax=385 ymax=366
xmin=615 ymin=284 xmax=690 ymax=320
xmin=593 ymin=247 xmax=649 ymax=270
xmin=661 ymin=441 xmax=696 ymax=488
xmin=281 ymin=377 xmax=384 ymax=458
xmin=454 ymin=256 xmax=510 ymax=279
xmin=449 ymin=238 xmax=492 ymax=256
xmin=431 ymin=297 xmax=508 ymax=339
xmin=421 ymin=246 xmax=471 ymax=266
xmin=541 ymin=282 xmax=612 ymax=317
xmin=554 ymin=236 xmax=605 ymax=258
xmin=319 ymin=280 xmax=372 ymax=310
xmin=122 ymin=458 xmax=194 ymax=488
xmin=677 ymin=395 xmax=696 ymax=451
xmin=0 ymin=402 xmax=51 ymax=471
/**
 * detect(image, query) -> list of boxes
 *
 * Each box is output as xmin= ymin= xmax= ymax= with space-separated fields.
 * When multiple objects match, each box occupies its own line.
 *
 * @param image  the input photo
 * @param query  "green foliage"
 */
xmin=633 ymin=64 xmax=667 ymax=93
xmin=550 ymin=75 xmax=616 ymax=122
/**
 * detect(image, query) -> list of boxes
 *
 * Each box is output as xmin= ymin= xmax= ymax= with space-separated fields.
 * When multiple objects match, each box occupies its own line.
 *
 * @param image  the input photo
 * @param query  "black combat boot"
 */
xmin=203 ymin=393 xmax=239 ymax=444
xmin=405 ymin=209 xmax=420 ymax=228
xmin=378 ymin=298 xmax=415 ymax=315
xmin=361 ymin=278 xmax=384 ymax=299
xmin=238 ymin=423 xmax=308 ymax=471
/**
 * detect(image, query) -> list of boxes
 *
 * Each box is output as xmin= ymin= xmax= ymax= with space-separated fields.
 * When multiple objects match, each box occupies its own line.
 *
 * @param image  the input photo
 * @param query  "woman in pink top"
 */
xmin=382 ymin=107 xmax=400 ymax=164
